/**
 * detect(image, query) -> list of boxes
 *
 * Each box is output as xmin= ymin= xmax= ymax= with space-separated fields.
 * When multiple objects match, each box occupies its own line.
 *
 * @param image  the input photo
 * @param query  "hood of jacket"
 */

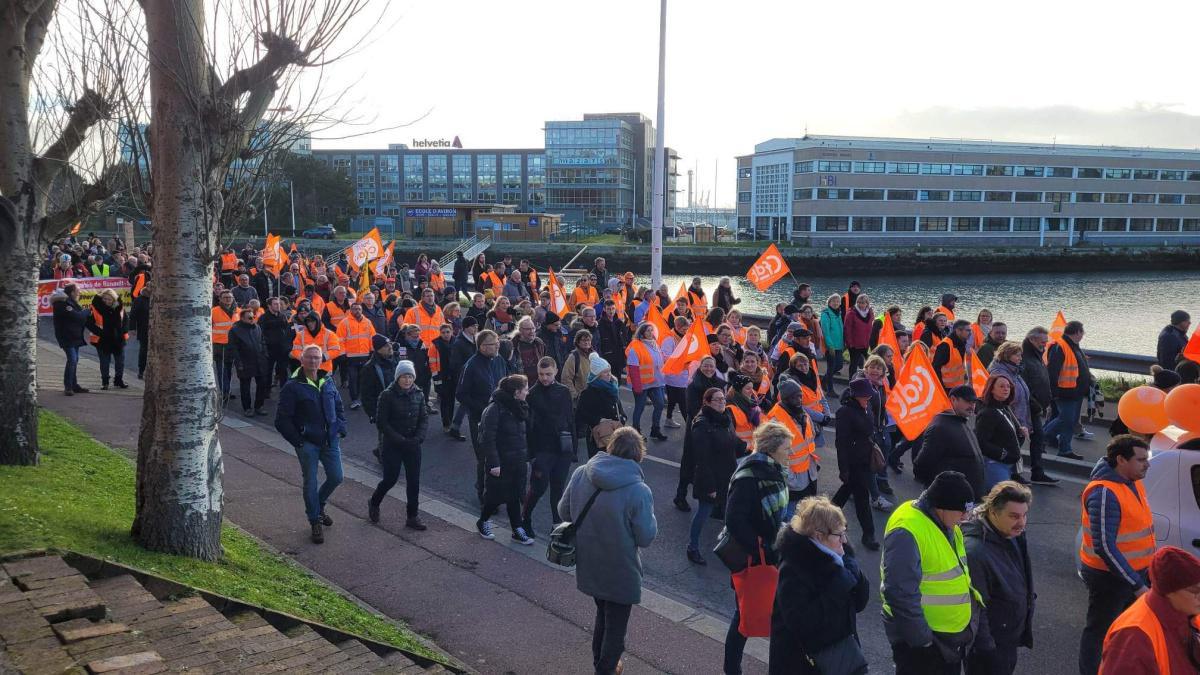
xmin=775 ymin=524 xmax=843 ymax=574
xmin=489 ymin=389 xmax=529 ymax=421
xmin=1088 ymin=457 xmax=1131 ymax=484
xmin=585 ymin=450 xmax=646 ymax=491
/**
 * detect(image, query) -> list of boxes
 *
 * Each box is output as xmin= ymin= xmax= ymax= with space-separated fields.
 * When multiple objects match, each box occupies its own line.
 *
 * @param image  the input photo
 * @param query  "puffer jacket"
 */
xmin=376 ymin=381 xmax=428 ymax=450
xmin=274 ymin=368 xmax=346 ymax=448
xmin=690 ymin=405 xmax=745 ymax=503
xmin=988 ymin=359 xmax=1032 ymax=428
xmin=479 ymin=389 xmax=530 ymax=468
xmin=819 ymin=305 xmax=845 ymax=351
xmin=52 ymin=294 xmax=89 ymax=348
xmin=1020 ymin=339 xmax=1052 ymax=412
xmin=962 ymin=513 xmax=1034 ymax=650
xmin=85 ymin=299 xmax=129 ymax=351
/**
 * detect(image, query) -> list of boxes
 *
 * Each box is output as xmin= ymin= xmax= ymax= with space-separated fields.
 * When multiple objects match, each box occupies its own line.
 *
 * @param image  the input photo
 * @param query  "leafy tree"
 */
xmin=264 ymin=153 xmax=355 ymax=231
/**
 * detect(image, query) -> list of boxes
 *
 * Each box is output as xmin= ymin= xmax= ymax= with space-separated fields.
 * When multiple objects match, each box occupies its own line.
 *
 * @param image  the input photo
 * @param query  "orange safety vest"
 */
xmin=970 ymin=323 xmax=986 ymax=349
xmin=613 ymin=290 xmax=627 ymax=320
xmin=729 ymin=405 xmax=756 ymax=445
xmin=753 ymin=375 xmax=771 ymax=398
xmin=404 ymin=304 xmax=446 ymax=375
xmin=88 ymin=307 xmax=128 ymax=345
xmin=220 ymin=252 xmax=239 ymax=272
xmin=430 ymin=271 xmax=446 ymax=292
xmin=325 ymin=300 xmax=350 ymax=327
xmin=131 ymin=272 xmax=147 ymax=298
xmin=1080 ymin=479 xmax=1155 ymax=572
xmin=730 ymin=325 xmax=748 ymax=345
xmin=252 ymin=308 xmax=264 ymax=323
xmin=336 ymin=315 xmax=376 ymax=358
xmin=777 ymin=342 xmax=797 ymax=368
xmin=1047 ymin=338 xmax=1081 ymax=389
xmin=291 ymin=326 xmax=342 ymax=371
xmin=800 ymin=365 xmax=825 ymax=413
xmin=625 ymin=340 xmax=658 ymax=389
xmin=912 ymin=321 xmax=926 ymax=342
xmin=526 ymin=268 xmax=539 ymax=289
xmin=212 ymin=305 xmax=238 ymax=345
xmin=1103 ymin=594 xmax=1189 ymax=674
xmin=486 ymin=271 xmax=504 ymax=290
xmin=572 ymin=286 xmax=599 ymax=309
xmin=688 ymin=291 xmax=707 ymax=313
xmin=787 ymin=411 xmax=818 ymax=474
xmin=937 ymin=337 xmax=966 ymax=389
xmin=936 ymin=305 xmax=957 ymax=322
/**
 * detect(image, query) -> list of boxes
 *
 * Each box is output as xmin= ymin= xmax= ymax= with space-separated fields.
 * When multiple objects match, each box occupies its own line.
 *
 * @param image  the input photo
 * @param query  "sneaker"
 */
xmin=650 ymin=429 xmax=668 ymax=441
xmin=1030 ymin=471 xmax=1061 ymax=486
xmin=450 ymin=430 xmax=467 ymax=442
xmin=686 ymin=548 xmax=707 ymax=566
xmin=113 ymin=380 xmax=129 ymax=389
xmin=350 ymin=400 xmax=361 ymax=410
xmin=243 ymin=409 xmax=253 ymax=417
xmin=64 ymin=389 xmax=74 ymax=397
xmin=664 ymin=418 xmax=681 ymax=429
xmin=512 ymin=528 xmax=534 ymax=545
xmin=101 ymin=383 xmax=109 ymax=391
xmin=1010 ymin=473 xmax=1032 ymax=486
xmin=72 ymin=386 xmax=89 ymax=394
xmin=137 ymin=371 xmax=144 ymax=380
xmin=673 ymin=496 xmax=692 ymax=512
xmin=310 ymin=523 xmax=324 ymax=544
xmin=406 ymin=517 xmax=427 ymax=531
xmin=476 ymin=519 xmax=495 ymax=540
xmin=1058 ymin=451 xmax=1085 ymax=461
xmin=872 ymin=496 xmax=894 ymax=512
xmin=255 ymin=409 xmax=268 ymax=417
xmin=1075 ymin=429 xmax=1096 ymax=441
xmin=861 ymin=535 xmax=880 ymax=551
xmin=368 ymin=500 xmax=380 ymax=523
xmin=319 ymin=512 xmax=333 ymax=527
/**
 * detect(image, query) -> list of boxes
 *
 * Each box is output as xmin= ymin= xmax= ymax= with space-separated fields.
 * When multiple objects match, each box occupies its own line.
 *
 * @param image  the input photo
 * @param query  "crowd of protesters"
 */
xmin=44 ymin=233 xmax=1200 ymax=675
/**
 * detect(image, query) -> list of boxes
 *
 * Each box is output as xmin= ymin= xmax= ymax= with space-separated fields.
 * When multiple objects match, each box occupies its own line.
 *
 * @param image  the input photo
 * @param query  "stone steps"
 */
xmin=0 ymin=553 xmax=458 ymax=674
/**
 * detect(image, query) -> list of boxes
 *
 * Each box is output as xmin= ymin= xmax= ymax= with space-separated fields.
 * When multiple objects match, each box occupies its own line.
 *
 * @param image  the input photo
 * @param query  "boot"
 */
xmin=101 ymin=380 xmax=109 ymax=391
xmin=64 ymin=388 xmax=74 ymax=397
xmin=310 ymin=522 xmax=324 ymax=544
xmin=72 ymin=386 xmax=89 ymax=394
xmin=368 ymin=500 xmax=380 ymax=524
xmin=114 ymin=379 xmax=129 ymax=389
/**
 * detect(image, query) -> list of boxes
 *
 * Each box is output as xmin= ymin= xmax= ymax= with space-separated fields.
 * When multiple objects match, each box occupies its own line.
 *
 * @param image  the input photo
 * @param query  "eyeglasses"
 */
xmin=479 ymin=342 xmax=499 ymax=347
xmin=828 ymin=530 xmax=849 ymax=541
xmin=709 ymin=396 xmax=726 ymax=403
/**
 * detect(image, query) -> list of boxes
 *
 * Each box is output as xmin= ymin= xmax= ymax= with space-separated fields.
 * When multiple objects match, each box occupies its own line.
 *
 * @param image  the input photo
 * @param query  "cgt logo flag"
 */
xmin=547 ymin=268 xmax=569 ymax=315
xmin=372 ymin=241 xmax=394 ymax=278
xmin=969 ymin=350 xmax=990 ymax=398
xmin=887 ymin=347 xmax=952 ymax=440
xmin=663 ymin=316 xmax=708 ymax=375
xmin=348 ymin=227 xmax=384 ymax=268
xmin=746 ymin=243 xmax=790 ymax=292
xmin=1184 ymin=330 xmax=1200 ymax=364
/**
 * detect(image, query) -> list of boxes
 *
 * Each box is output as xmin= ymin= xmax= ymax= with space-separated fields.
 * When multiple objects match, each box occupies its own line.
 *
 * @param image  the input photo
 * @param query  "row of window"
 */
xmin=736 ymin=188 xmax=1200 ymax=204
xmin=737 ymin=164 xmax=1200 ymax=181
xmin=778 ymin=216 xmax=1200 ymax=232
xmin=354 ymin=188 xmax=545 ymax=206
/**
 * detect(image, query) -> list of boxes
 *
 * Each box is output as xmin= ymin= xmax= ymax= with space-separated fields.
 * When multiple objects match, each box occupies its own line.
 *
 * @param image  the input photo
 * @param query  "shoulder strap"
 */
xmin=573 ymin=488 xmax=604 ymax=528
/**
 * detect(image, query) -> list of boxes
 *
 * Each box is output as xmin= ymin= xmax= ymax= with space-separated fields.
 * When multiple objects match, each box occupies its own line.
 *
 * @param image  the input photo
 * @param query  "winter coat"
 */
xmin=913 ymin=410 xmax=986 ymax=500
xmin=227 ymin=321 xmax=269 ymax=378
xmin=714 ymin=285 xmax=740 ymax=313
xmin=575 ymin=379 xmax=625 ymax=429
xmin=537 ymin=327 xmax=569 ymax=370
xmin=231 ymin=284 xmax=259 ymax=307
xmin=769 ymin=528 xmax=870 ymax=675
xmin=1046 ymin=336 xmax=1092 ymax=400
xmin=1020 ymin=339 xmax=1052 ymax=412
xmin=251 ymin=271 xmax=275 ymax=304
xmin=975 ymin=337 xmax=1004 ymax=368
xmin=508 ymin=336 xmax=546 ymax=381
xmin=130 ymin=295 xmax=151 ymax=342
xmin=359 ymin=353 xmax=397 ymax=421
xmin=447 ymin=334 xmax=476 ymax=380
xmin=452 ymin=255 xmax=470 ymax=290
xmin=1081 ymin=458 xmax=1151 ymax=589
xmin=85 ymin=299 xmax=129 ymax=351
xmin=820 ymin=305 xmax=845 ymax=351
xmin=528 ymin=381 xmax=575 ymax=456
xmin=502 ymin=279 xmax=530 ymax=304
xmin=393 ymin=338 xmax=432 ymax=392
xmin=1099 ymin=590 xmax=1194 ymax=675
xmin=558 ymin=452 xmax=657 ymax=605
xmin=962 ymin=514 xmax=1034 ymax=650
xmin=834 ymin=392 xmax=876 ymax=474
xmin=596 ymin=316 xmax=630 ymax=374
xmin=725 ymin=453 xmax=788 ymax=564
xmin=1157 ymin=324 xmax=1189 ymax=369
xmin=376 ymin=382 xmax=428 ymax=450
xmin=275 ymin=368 xmax=346 ymax=448
xmin=479 ymin=389 xmax=530 ymax=468
xmin=974 ymin=404 xmax=1023 ymax=465
xmin=52 ymin=295 xmax=89 ymax=348
xmin=690 ymin=406 xmax=746 ymax=503
xmin=988 ymin=359 xmax=1032 ymax=428
xmin=559 ymin=349 xmax=592 ymax=402
xmin=362 ymin=304 xmax=387 ymax=336
xmin=455 ymin=352 xmax=507 ymax=414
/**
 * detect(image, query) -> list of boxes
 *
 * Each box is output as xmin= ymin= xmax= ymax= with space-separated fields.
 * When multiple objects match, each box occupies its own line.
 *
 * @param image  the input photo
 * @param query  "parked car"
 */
xmin=602 ymin=223 xmax=624 ymax=235
xmin=301 ymin=224 xmax=337 ymax=239
xmin=1144 ymin=426 xmax=1200 ymax=558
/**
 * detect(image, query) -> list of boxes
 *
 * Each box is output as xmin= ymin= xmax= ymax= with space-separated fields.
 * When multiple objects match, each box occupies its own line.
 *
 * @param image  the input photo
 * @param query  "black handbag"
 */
xmin=546 ymin=488 xmax=601 ymax=568
xmin=713 ymin=527 xmax=750 ymax=573
xmin=808 ymin=634 xmax=869 ymax=674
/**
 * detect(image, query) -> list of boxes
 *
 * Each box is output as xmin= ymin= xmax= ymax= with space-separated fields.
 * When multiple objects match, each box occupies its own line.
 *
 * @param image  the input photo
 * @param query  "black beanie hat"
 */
xmin=925 ymin=471 xmax=975 ymax=512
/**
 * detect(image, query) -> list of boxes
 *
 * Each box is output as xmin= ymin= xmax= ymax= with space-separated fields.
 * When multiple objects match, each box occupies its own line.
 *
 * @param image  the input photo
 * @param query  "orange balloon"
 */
xmin=1118 ymin=386 xmax=1170 ymax=434
xmin=1165 ymin=383 xmax=1200 ymax=432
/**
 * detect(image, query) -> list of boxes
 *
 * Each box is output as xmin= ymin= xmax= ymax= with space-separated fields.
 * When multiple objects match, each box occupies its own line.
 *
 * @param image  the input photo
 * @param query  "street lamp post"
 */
xmin=289 ymin=180 xmax=296 ymax=238
xmin=650 ymin=0 xmax=667 ymax=290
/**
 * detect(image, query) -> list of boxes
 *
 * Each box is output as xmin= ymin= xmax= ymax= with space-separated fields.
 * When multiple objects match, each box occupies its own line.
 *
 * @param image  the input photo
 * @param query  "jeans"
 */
xmin=63 ymin=346 xmax=80 ymax=390
xmin=524 ymin=452 xmax=572 ymax=525
xmin=214 ymin=345 xmax=234 ymax=398
xmin=238 ymin=373 xmax=269 ymax=412
xmin=345 ymin=355 xmax=368 ymax=402
xmin=892 ymin=642 xmax=961 ymax=675
xmin=983 ymin=459 xmax=1014 ymax=492
xmin=832 ymin=466 xmax=876 ymax=539
xmin=295 ymin=439 xmax=344 ymax=524
xmin=1043 ymin=397 xmax=1083 ymax=456
xmin=688 ymin=500 xmax=715 ymax=551
xmin=824 ymin=349 xmax=844 ymax=394
xmin=1028 ymin=409 xmax=1046 ymax=471
xmin=1079 ymin=569 xmax=1137 ymax=675
xmin=725 ymin=606 xmax=748 ymax=675
xmin=97 ymin=346 xmax=126 ymax=384
xmin=370 ymin=443 xmax=422 ymax=518
xmin=632 ymin=386 xmax=665 ymax=433
xmin=592 ymin=598 xmax=632 ymax=675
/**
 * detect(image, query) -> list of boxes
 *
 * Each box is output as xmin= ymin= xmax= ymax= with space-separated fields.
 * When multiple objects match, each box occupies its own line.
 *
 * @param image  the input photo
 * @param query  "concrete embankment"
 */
xmin=277 ymin=238 xmax=1200 ymax=275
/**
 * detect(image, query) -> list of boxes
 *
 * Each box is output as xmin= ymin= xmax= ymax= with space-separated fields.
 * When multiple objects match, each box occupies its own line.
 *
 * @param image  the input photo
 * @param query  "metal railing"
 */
xmin=439 ymin=234 xmax=491 ymax=269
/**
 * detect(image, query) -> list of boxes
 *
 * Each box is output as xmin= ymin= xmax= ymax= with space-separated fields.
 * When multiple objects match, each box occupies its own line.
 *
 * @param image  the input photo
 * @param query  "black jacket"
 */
xmin=251 ymin=270 xmax=276 ymax=304
xmin=447 ymin=334 xmax=475 ymax=382
xmin=538 ymin=326 xmax=569 ymax=369
xmin=575 ymin=381 xmax=625 ymax=429
xmin=456 ymin=352 xmax=507 ymax=414
xmin=962 ymin=515 xmax=1035 ymax=650
xmin=480 ymin=390 xmax=529 ymax=468
xmin=376 ymin=381 xmax=428 ymax=450
xmin=725 ymin=454 xmax=787 ymax=564
xmin=453 ymin=254 xmax=471 ymax=290
xmin=596 ymin=316 xmax=629 ymax=373
xmin=258 ymin=309 xmax=295 ymax=355
xmin=52 ymin=296 xmax=89 ymax=348
xmin=769 ymin=528 xmax=870 ymax=675
xmin=974 ymin=404 xmax=1022 ymax=464
xmin=1158 ymin=324 xmax=1189 ymax=369
xmin=690 ymin=406 xmax=745 ymax=503
xmin=360 ymin=353 xmax=397 ymax=421
xmin=1020 ymin=339 xmax=1052 ymax=412
xmin=394 ymin=338 xmax=432 ymax=392
xmin=227 ymin=321 xmax=268 ymax=377
xmin=1046 ymin=335 xmax=1091 ymax=400
xmin=714 ymin=285 xmax=740 ymax=313
xmin=528 ymin=381 xmax=575 ymax=456
xmin=913 ymin=410 xmax=985 ymax=500
xmin=85 ymin=300 xmax=129 ymax=351
xmin=130 ymin=295 xmax=151 ymax=342
xmin=686 ymin=371 xmax=724 ymax=422
xmin=834 ymin=391 xmax=876 ymax=472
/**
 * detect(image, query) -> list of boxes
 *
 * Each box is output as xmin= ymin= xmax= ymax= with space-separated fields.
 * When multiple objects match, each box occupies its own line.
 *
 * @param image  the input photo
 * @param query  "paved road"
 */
xmin=39 ymin=321 xmax=1104 ymax=674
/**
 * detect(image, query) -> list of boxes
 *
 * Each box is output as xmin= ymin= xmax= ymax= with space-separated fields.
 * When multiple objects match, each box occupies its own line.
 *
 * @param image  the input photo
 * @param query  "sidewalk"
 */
xmin=34 ymin=341 xmax=765 ymax=675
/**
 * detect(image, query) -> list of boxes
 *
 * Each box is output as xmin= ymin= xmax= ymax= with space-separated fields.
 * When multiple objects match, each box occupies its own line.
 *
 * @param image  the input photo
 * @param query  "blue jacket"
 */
xmin=1081 ymin=459 xmax=1150 ymax=590
xmin=274 ymin=368 xmax=346 ymax=448
xmin=455 ymin=352 xmax=508 ymax=413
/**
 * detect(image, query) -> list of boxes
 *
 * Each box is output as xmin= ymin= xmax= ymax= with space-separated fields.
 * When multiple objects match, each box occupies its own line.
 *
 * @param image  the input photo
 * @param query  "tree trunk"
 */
xmin=132 ymin=0 xmax=223 ymax=560
xmin=0 ymin=245 xmax=42 ymax=465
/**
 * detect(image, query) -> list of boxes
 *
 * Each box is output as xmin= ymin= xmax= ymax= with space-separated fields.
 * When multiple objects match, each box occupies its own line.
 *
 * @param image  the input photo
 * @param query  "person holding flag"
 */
xmin=660 ymin=316 xmax=693 ymax=430
xmin=626 ymin=323 xmax=667 ymax=441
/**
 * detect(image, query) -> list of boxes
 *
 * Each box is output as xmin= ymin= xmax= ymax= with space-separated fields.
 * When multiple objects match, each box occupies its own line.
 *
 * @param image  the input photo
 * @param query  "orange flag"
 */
xmin=886 ymin=346 xmax=952 ymax=441
xmin=372 ymin=241 xmax=394 ymax=278
xmin=878 ymin=312 xmax=904 ymax=375
xmin=663 ymin=316 xmax=708 ymax=375
xmin=1048 ymin=311 xmax=1067 ymax=342
xmin=746 ymin=243 xmax=790 ymax=291
xmin=69 ymin=222 xmax=82 ymax=235
xmin=348 ymin=227 xmax=384 ymax=268
xmin=968 ymin=350 xmax=990 ymax=398
xmin=646 ymin=302 xmax=673 ymax=346
xmin=547 ymin=268 xmax=569 ymax=314
xmin=1183 ymin=331 xmax=1200 ymax=364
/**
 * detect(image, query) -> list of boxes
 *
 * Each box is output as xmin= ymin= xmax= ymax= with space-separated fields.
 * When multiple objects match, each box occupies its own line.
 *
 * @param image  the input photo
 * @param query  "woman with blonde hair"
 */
xmin=85 ymin=288 xmax=130 ymax=390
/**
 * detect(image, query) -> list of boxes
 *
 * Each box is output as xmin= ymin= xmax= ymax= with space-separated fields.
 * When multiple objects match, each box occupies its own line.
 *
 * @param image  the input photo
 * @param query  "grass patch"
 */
xmin=1098 ymin=374 xmax=1150 ymax=401
xmin=0 ymin=410 xmax=443 ymax=664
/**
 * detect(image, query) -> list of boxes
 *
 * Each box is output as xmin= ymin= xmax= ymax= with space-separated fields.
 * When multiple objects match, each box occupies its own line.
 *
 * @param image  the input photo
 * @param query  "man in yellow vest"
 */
xmin=1100 ymin=546 xmax=1200 ymax=675
xmin=1077 ymin=434 xmax=1154 ymax=675
xmin=882 ymin=470 xmax=986 ymax=674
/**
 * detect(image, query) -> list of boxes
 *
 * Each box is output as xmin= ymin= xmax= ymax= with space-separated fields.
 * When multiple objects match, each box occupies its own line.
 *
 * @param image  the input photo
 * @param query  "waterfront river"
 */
xmin=640 ymin=269 xmax=1199 ymax=357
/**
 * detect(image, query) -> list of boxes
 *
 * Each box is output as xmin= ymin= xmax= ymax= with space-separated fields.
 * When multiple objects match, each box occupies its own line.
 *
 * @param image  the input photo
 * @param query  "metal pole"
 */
xmin=650 ymin=0 xmax=667 ymax=290
xmin=263 ymin=193 xmax=268 ymax=237
xmin=289 ymin=180 xmax=296 ymax=238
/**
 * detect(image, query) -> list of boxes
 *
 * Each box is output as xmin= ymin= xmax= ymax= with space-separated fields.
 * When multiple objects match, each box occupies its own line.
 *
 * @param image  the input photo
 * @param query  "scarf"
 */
xmin=856 ymin=307 xmax=870 ymax=319
xmin=588 ymin=375 xmax=619 ymax=397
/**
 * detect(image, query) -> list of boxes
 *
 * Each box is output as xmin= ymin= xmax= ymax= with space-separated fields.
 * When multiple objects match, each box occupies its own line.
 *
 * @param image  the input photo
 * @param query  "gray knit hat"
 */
xmin=394 ymin=360 xmax=416 ymax=380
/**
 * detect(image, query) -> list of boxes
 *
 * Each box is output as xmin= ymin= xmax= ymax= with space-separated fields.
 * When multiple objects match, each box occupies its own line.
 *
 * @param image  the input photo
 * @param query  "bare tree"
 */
xmin=0 ymin=0 xmax=138 ymax=465
xmin=133 ymin=0 xmax=373 ymax=559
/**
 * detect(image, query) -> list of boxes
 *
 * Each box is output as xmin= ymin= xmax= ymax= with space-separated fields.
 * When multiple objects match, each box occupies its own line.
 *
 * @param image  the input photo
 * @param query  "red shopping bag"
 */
xmin=730 ymin=541 xmax=778 ymax=638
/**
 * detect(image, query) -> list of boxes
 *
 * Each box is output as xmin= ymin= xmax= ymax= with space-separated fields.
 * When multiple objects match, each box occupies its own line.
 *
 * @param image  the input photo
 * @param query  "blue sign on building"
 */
xmin=528 ymin=216 xmax=539 ymax=227
xmin=405 ymin=207 xmax=458 ymax=218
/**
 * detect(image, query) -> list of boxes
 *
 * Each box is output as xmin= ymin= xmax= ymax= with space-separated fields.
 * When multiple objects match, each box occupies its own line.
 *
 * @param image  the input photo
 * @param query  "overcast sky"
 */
xmin=315 ymin=0 xmax=1200 ymax=208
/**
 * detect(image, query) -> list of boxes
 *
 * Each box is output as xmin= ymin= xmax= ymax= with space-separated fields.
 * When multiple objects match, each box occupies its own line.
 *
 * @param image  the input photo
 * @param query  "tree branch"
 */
xmin=216 ymin=31 xmax=304 ymax=103
xmin=39 ymin=164 xmax=126 ymax=235
xmin=33 ymin=88 xmax=111 ymax=190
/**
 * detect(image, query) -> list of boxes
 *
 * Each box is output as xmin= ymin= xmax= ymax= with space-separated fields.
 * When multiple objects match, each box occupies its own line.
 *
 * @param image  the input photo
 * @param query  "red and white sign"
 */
xmin=37 ymin=277 xmax=131 ymax=316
